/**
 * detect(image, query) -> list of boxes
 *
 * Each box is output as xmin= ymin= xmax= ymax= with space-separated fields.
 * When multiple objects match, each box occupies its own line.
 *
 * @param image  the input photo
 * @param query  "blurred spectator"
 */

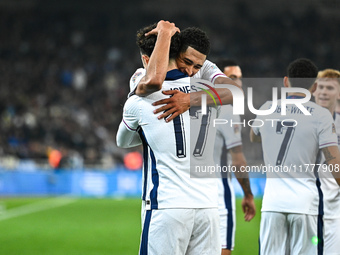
xmin=0 ymin=4 xmax=339 ymax=169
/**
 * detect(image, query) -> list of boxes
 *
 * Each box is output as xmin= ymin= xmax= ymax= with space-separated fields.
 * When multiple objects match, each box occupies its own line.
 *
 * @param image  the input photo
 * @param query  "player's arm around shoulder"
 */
xmin=136 ymin=21 xmax=180 ymax=96
xmin=116 ymin=96 xmax=142 ymax=148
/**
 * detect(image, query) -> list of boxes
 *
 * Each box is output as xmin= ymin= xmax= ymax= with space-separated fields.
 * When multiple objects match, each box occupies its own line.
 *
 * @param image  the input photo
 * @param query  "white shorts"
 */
xmin=324 ymin=218 xmax=340 ymax=255
xmin=139 ymin=208 xmax=220 ymax=255
xmin=259 ymin=212 xmax=321 ymax=255
xmin=219 ymin=209 xmax=235 ymax=250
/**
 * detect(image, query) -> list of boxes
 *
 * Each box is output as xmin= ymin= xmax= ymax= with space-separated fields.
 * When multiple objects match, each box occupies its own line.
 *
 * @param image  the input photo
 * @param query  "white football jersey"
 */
xmin=252 ymin=98 xmax=337 ymax=215
xmin=193 ymin=59 xmax=226 ymax=83
xmin=128 ymin=60 xmax=226 ymax=96
xmin=120 ymin=70 xmax=219 ymax=210
xmin=213 ymin=105 xmax=242 ymax=211
xmin=320 ymin=112 xmax=340 ymax=219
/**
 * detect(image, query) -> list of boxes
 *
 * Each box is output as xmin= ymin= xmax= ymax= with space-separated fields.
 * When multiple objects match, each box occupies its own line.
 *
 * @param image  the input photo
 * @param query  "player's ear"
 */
xmin=283 ymin=76 xmax=290 ymax=88
xmin=141 ymin=54 xmax=150 ymax=68
xmin=310 ymin=82 xmax=317 ymax=95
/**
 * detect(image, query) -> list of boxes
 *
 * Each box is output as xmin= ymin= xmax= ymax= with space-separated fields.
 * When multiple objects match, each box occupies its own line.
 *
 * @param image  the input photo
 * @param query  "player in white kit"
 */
xmin=215 ymin=59 xmax=256 ymax=255
xmin=313 ymin=69 xmax=340 ymax=255
xmin=129 ymin=24 xmax=241 ymax=123
xmin=251 ymin=58 xmax=340 ymax=255
xmin=117 ymin=21 xmax=224 ymax=255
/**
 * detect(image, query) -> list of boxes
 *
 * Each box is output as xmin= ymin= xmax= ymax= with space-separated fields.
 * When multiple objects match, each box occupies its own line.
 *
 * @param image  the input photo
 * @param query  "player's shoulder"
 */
xmin=309 ymin=101 xmax=333 ymax=117
xmin=124 ymin=95 xmax=141 ymax=112
xmin=129 ymin=68 xmax=146 ymax=91
xmin=201 ymin=59 xmax=223 ymax=73
xmin=130 ymin=68 xmax=145 ymax=81
xmin=202 ymin=59 xmax=215 ymax=68
xmin=335 ymin=112 xmax=340 ymax=123
xmin=258 ymin=100 xmax=273 ymax=110
xmin=194 ymin=59 xmax=226 ymax=81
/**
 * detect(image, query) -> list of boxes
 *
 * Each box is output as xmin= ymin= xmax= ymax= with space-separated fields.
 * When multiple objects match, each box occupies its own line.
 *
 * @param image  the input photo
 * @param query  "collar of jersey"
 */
xmin=165 ymin=69 xmax=188 ymax=80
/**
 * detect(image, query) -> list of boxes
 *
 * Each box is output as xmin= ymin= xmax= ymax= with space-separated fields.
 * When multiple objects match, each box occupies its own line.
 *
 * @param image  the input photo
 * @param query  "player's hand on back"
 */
xmin=152 ymin=90 xmax=190 ymax=122
xmin=145 ymin=20 xmax=180 ymax=37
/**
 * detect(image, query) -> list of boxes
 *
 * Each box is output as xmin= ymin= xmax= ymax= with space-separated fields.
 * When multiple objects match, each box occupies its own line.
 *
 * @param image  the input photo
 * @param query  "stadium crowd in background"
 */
xmin=0 ymin=5 xmax=340 ymax=169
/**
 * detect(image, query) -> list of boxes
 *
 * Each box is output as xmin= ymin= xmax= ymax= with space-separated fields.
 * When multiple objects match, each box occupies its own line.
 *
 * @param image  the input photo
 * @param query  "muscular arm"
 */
xmin=230 ymin=145 xmax=256 ymax=221
xmin=152 ymin=76 xmax=242 ymax=122
xmin=322 ymin=146 xmax=340 ymax=185
xmin=135 ymin=21 xmax=180 ymax=96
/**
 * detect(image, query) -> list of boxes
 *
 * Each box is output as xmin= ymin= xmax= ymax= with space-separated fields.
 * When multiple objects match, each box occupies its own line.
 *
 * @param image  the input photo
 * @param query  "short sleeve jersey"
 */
xmin=122 ymin=70 xmax=219 ymax=210
xmin=319 ymin=112 xmax=340 ymax=219
xmin=213 ymin=105 xmax=242 ymax=210
xmin=252 ymin=98 xmax=337 ymax=215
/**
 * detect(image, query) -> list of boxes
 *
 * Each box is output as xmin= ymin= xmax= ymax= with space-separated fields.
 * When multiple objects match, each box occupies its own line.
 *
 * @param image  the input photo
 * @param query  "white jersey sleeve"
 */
xmin=318 ymin=107 xmax=339 ymax=149
xmin=193 ymin=60 xmax=227 ymax=83
xmin=214 ymin=105 xmax=241 ymax=211
xmin=218 ymin=105 xmax=242 ymax=149
xmin=214 ymin=105 xmax=242 ymax=166
xmin=320 ymin=113 xmax=340 ymax=219
xmin=116 ymin=96 xmax=142 ymax=148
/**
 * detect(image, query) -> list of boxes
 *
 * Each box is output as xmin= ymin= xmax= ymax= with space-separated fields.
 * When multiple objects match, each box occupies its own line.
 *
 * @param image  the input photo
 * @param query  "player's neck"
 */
xmin=328 ymin=106 xmax=335 ymax=116
xmin=286 ymin=92 xmax=308 ymax=98
xmin=167 ymin=59 xmax=178 ymax=72
xmin=336 ymin=103 xmax=340 ymax=114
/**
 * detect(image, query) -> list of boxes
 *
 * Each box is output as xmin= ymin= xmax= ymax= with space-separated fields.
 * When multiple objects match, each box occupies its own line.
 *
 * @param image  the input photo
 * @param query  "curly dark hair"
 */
xmin=287 ymin=58 xmax=318 ymax=89
xmin=179 ymin=27 xmax=210 ymax=56
xmin=136 ymin=23 xmax=180 ymax=59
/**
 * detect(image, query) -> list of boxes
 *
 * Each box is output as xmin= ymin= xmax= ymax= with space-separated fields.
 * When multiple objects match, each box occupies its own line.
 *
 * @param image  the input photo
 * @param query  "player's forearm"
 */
xmin=189 ymin=88 xmax=233 ymax=107
xmin=236 ymin=176 xmax=253 ymax=197
xmin=215 ymin=76 xmax=243 ymax=105
xmin=232 ymin=154 xmax=253 ymax=197
xmin=233 ymin=164 xmax=253 ymax=197
xmin=136 ymin=32 xmax=173 ymax=96
xmin=190 ymin=83 xmax=241 ymax=107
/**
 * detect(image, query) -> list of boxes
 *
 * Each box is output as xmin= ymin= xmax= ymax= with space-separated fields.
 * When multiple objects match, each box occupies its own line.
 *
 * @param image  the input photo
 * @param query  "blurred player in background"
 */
xmin=251 ymin=58 xmax=340 ymax=254
xmin=215 ymin=59 xmax=255 ymax=255
xmin=313 ymin=68 xmax=340 ymax=255
xmin=117 ymin=21 xmax=222 ymax=255
xmin=216 ymin=59 xmax=243 ymax=87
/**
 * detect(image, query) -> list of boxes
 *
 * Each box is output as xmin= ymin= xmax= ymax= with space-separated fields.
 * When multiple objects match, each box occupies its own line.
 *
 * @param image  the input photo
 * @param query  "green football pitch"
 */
xmin=0 ymin=197 xmax=262 ymax=255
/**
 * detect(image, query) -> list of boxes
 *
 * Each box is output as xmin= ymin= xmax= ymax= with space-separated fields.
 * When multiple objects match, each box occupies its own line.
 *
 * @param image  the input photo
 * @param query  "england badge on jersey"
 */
xmin=332 ymin=123 xmax=336 ymax=134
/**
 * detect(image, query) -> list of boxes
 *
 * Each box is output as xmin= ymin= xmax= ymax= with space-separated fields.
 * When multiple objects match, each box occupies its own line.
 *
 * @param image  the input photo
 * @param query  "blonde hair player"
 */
xmin=313 ymin=68 xmax=340 ymax=255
